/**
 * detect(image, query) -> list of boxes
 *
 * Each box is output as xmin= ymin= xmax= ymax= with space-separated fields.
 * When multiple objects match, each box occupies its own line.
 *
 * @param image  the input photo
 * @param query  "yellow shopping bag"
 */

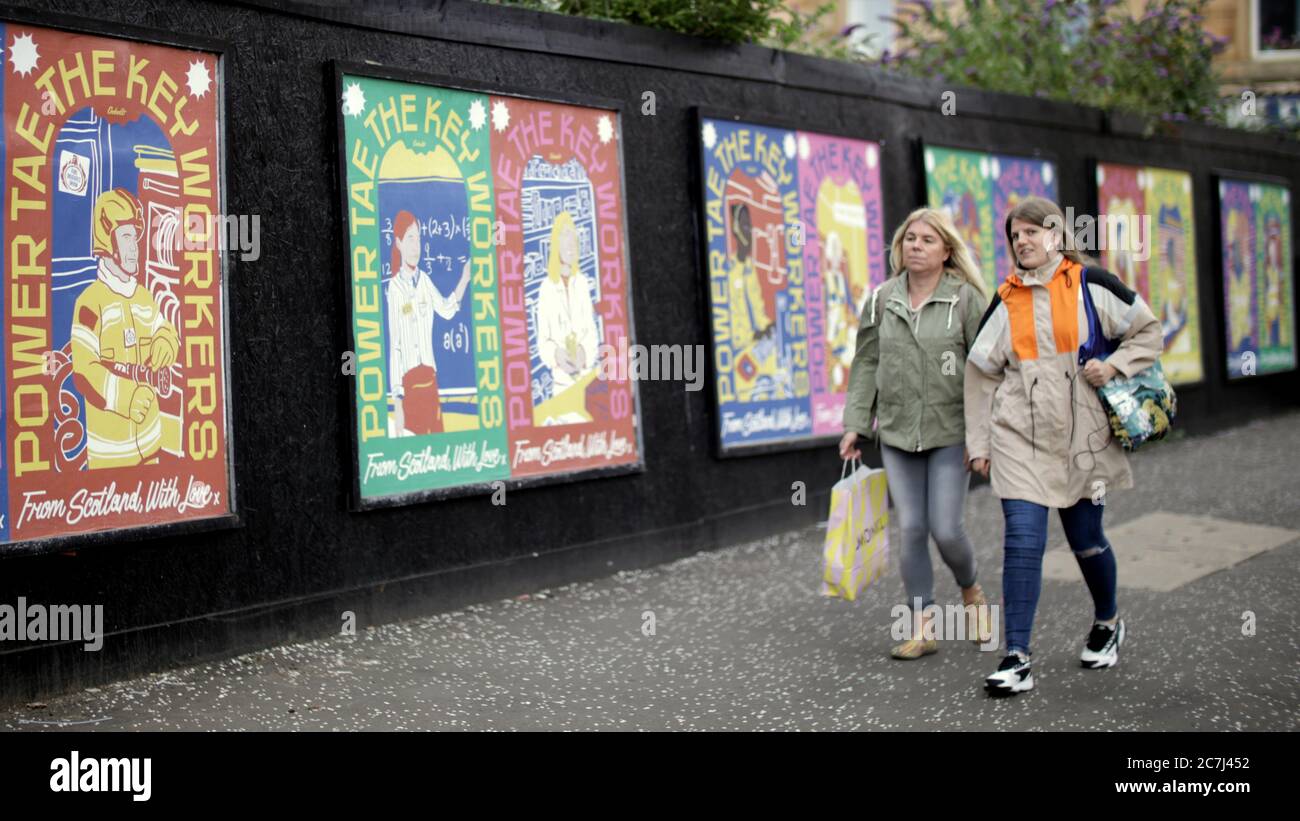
xmin=822 ymin=458 xmax=890 ymax=601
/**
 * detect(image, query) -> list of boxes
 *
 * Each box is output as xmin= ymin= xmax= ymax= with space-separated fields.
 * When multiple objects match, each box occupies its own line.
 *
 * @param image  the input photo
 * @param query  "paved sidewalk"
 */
xmin=5 ymin=413 xmax=1299 ymax=731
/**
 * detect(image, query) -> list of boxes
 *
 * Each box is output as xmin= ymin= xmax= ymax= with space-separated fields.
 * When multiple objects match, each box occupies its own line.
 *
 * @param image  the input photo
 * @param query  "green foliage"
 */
xmin=482 ymin=0 xmax=1255 ymax=136
xmin=482 ymin=0 xmax=848 ymax=57
xmin=878 ymin=0 xmax=1227 ymax=130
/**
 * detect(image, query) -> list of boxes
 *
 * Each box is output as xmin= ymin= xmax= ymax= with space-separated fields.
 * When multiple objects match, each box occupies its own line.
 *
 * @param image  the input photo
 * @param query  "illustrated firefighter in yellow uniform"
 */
xmin=71 ymin=188 xmax=180 ymax=468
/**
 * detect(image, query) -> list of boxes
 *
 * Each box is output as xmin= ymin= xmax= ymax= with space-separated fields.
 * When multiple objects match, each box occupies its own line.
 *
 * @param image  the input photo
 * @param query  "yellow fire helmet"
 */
xmin=91 ymin=188 xmax=143 ymax=258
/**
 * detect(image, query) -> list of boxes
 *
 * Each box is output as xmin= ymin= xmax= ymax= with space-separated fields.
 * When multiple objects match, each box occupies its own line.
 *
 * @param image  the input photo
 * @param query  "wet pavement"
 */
xmin=4 ymin=412 xmax=1299 ymax=731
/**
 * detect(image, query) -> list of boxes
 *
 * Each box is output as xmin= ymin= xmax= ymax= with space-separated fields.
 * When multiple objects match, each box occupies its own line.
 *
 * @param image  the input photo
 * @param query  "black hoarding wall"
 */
xmin=1 ymin=0 xmax=1297 ymax=706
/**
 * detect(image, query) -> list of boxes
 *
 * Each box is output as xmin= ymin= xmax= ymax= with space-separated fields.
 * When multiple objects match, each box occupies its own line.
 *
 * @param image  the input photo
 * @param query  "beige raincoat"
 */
xmin=964 ymin=255 xmax=1163 ymax=508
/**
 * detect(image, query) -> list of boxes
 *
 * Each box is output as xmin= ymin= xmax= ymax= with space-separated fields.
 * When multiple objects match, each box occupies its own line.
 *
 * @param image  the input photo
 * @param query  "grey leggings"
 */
xmin=879 ymin=443 xmax=978 ymax=611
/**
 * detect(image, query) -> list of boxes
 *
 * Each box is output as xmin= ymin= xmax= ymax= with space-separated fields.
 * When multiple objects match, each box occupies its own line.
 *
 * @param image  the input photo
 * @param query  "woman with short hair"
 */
xmin=965 ymin=196 xmax=1163 ymax=696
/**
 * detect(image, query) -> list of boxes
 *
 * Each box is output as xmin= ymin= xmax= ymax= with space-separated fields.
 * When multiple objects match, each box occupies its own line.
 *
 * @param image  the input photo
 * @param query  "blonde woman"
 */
xmin=840 ymin=207 xmax=992 ymax=659
xmin=535 ymin=210 xmax=599 ymax=396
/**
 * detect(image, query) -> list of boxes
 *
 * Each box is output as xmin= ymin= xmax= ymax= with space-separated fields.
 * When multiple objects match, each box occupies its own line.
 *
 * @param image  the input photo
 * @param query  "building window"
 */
xmin=846 ymin=0 xmax=895 ymax=57
xmin=1256 ymin=0 xmax=1300 ymax=53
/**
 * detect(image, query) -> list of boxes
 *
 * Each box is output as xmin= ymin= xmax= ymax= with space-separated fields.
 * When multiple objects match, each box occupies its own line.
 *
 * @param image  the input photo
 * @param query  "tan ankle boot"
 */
xmin=890 ymin=638 xmax=939 ymax=659
xmin=890 ymin=613 xmax=938 ymax=659
xmin=962 ymin=585 xmax=994 ymax=645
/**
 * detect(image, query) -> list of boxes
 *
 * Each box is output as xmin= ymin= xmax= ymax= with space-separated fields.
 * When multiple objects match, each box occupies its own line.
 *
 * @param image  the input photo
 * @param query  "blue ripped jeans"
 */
xmin=1001 ymin=497 xmax=1118 ymax=656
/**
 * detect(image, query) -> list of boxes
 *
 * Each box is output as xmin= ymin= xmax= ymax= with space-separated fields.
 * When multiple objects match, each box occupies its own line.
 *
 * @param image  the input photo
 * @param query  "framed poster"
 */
xmin=696 ymin=111 xmax=886 ymax=455
xmin=1095 ymin=163 xmax=1204 ymax=385
xmin=922 ymin=144 xmax=1057 ymax=292
xmin=1218 ymin=176 xmax=1295 ymax=379
xmin=0 ymin=15 xmax=235 ymax=554
xmin=336 ymin=64 xmax=643 ymax=508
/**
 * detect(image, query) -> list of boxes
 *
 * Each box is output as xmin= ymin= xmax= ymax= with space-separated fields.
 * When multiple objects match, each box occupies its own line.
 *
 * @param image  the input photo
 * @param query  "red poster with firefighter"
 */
xmin=0 ymin=21 xmax=231 ymax=549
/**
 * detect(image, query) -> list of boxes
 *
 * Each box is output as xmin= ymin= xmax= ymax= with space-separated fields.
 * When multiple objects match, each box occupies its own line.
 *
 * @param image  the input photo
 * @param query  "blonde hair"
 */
xmin=1004 ymin=196 xmax=1095 ymax=269
xmin=547 ymin=211 xmax=578 ymax=284
xmin=888 ymin=207 xmax=987 ymax=299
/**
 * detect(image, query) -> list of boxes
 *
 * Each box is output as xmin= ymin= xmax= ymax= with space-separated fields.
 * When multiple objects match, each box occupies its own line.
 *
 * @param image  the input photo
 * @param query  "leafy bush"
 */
xmin=876 ymin=0 xmax=1226 ymax=130
xmin=482 ymin=0 xmax=847 ymax=57
xmin=482 ymin=0 xmax=1253 ymax=136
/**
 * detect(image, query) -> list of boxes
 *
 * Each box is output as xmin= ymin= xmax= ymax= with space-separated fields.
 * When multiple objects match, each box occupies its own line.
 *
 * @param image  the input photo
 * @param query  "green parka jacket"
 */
xmin=842 ymin=270 xmax=989 ymax=452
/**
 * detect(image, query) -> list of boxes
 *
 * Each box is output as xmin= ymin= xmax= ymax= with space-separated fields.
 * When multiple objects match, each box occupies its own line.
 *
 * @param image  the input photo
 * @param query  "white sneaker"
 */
xmin=985 ymin=652 xmax=1034 ymax=696
xmin=1080 ymin=619 xmax=1126 ymax=669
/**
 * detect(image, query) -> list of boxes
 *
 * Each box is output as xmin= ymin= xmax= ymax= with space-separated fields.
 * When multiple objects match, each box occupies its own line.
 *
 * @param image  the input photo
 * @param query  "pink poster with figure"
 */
xmin=1097 ymin=163 xmax=1149 ymax=298
xmin=796 ymin=132 xmax=886 ymax=436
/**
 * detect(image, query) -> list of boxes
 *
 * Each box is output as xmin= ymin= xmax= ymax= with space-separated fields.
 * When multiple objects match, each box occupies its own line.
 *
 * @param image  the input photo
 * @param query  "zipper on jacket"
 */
xmin=917 ymin=307 xmax=925 ymax=452
xmin=1028 ymin=376 xmax=1040 ymax=458
xmin=1066 ymin=369 xmax=1076 ymax=446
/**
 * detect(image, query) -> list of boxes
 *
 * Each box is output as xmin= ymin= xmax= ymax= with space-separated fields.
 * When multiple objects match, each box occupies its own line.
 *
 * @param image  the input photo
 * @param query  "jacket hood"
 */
xmin=892 ymin=268 xmax=968 ymax=301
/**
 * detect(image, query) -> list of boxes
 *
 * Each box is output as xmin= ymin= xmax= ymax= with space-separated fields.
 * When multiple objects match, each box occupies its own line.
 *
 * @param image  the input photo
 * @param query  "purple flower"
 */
xmin=1045 ymin=0 xmax=1058 ymax=11
xmin=1156 ymin=66 xmax=1168 ymax=77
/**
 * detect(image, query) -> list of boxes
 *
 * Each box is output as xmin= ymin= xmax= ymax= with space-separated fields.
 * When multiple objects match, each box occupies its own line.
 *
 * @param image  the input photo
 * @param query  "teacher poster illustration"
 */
xmin=339 ymin=70 xmax=641 ymax=503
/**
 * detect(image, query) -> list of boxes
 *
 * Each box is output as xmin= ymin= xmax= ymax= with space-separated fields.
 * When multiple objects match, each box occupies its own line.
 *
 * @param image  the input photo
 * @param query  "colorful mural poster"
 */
xmin=0 ymin=22 xmax=232 ymax=550
xmin=991 ymin=155 xmax=1056 ymax=282
xmin=699 ymin=117 xmax=885 ymax=452
xmin=1254 ymin=183 xmax=1295 ymax=375
xmin=339 ymin=70 xmax=640 ymax=502
xmin=924 ymin=145 xmax=1057 ymax=291
xmin=1221 ymin=180 xmax=1258 ymax=378
xmin=1219 ymin=178 xmax=1295 ymax=379
xmin=1097 ymin=164 xmax=1203 ymax=384
xmin=798 ymin=131 xmax=888 ymax=436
